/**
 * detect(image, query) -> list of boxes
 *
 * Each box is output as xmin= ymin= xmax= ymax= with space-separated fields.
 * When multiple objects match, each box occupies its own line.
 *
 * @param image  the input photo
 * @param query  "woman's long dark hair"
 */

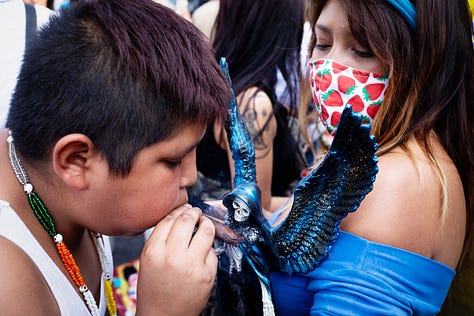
xmin=213 ymin=0 xmax=305 ymax=115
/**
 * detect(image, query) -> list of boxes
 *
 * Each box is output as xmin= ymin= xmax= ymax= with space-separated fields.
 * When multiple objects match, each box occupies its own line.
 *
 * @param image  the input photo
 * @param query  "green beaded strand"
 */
xmin=28 ymin=191 xmax=57 ymax=237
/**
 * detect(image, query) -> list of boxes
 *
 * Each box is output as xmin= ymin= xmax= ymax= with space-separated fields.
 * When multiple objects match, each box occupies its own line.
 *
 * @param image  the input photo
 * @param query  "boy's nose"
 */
xmin=180 ymin=153 xmax=197 ymax=188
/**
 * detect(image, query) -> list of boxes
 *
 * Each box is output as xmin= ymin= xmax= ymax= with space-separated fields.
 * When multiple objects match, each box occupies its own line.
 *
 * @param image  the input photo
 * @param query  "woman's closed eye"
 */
xmin=315 ymin=43 xmax=332 ymax=52
xmin=352 ymin=48 xmax=375 ymax=58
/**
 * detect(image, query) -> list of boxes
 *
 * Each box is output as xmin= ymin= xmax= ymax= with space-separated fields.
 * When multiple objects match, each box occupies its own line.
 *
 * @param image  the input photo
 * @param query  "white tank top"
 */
xmin=0 ymin=200 xmax=112 ymax=315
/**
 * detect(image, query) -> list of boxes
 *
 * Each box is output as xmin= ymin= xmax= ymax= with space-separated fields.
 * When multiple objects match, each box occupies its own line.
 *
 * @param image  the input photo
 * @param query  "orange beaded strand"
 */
xmin=56 ymin=239 xmax=86 ymax=288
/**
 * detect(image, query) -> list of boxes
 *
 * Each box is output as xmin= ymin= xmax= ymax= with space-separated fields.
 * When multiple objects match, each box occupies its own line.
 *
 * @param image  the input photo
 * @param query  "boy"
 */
xmin=0 ymin=0 xmax=229 ymax=315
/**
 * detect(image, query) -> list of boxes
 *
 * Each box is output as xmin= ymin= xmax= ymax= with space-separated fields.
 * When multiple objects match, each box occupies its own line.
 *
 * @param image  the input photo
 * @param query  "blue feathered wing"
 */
xmin=220 ymin=58 xmax=256 ymax=187
xmin=270 ymin=105 xmax=379 ymax=274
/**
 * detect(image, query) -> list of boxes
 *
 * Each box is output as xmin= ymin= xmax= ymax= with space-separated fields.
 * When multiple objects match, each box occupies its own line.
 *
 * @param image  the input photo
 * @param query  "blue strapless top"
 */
xmin=270 ymin=231 xmax=455 ymax=315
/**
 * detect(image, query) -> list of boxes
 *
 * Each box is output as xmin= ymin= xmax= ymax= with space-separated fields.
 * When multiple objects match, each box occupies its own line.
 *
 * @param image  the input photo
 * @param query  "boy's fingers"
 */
xmin=164 ymin=207 xmax=202 ymax=250
xmin=189 ymin=216 xmax=216 ymax=263
xmin=150 ymin=204 xmax=193 ymax=244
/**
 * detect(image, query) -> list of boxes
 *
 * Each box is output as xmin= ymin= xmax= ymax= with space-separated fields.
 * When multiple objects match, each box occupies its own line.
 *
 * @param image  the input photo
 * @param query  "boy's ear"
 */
xmin=51 ymin=134 xmax=101 ymax=190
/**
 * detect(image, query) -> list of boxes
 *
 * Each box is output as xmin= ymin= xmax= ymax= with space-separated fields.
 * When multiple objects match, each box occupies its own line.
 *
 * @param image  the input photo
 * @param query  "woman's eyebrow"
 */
xmin=315 ymin=23 xmax=331 ymax=34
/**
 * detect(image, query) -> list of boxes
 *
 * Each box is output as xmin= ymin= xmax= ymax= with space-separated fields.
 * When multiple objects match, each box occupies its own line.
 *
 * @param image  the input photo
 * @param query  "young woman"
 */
xmin=270 ymin=0 xmax=474 ymax=314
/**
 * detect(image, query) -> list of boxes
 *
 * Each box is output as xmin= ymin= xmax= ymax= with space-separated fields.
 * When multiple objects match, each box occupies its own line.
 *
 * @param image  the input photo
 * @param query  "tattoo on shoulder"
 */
xmin=243 ymin=108 xmax=271 ymax=156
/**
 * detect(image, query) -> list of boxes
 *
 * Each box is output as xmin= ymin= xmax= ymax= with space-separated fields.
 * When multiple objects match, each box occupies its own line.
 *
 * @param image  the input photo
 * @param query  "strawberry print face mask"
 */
xmin=309 ymin=59 xmax=389 ymax=135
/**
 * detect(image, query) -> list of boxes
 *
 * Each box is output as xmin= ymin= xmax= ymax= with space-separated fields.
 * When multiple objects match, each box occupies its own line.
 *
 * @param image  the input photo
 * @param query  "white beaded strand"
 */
xmin=81 ymin=285 xmax=101 ymax=316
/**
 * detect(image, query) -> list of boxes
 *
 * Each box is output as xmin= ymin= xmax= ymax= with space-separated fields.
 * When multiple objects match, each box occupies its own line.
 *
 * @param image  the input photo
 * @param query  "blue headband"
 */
xmin=386 ymin=0 xmax=416 ymax=30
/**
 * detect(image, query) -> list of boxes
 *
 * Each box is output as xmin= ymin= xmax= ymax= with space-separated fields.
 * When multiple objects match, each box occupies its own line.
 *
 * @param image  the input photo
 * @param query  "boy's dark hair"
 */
xmin=7 ymin=0 xmax=229 ymax=176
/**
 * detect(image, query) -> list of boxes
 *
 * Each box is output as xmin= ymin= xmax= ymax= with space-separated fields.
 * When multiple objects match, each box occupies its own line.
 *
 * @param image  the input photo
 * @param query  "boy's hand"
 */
xmin=136 ymin=204 xmax=217 ymax=316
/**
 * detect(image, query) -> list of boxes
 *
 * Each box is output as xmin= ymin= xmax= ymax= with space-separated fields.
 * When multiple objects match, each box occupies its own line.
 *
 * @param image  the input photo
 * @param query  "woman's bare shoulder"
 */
xmin=341 ymin=138 xmax=466 ymax=268
xmin=0 ymin=235 xmax=59 ymax=315
xmin=238 ymin=87 xmax=273 ymax=113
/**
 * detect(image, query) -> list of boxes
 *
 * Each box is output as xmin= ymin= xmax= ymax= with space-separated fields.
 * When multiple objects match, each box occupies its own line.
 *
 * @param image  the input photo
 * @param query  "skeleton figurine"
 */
xmin=193 ymin=58 xmax=379 ymax=315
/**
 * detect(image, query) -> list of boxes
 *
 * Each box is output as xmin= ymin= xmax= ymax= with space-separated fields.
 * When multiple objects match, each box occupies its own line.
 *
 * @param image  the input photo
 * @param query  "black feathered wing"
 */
xmin=271 ymin=105 xmax=379 ymax=275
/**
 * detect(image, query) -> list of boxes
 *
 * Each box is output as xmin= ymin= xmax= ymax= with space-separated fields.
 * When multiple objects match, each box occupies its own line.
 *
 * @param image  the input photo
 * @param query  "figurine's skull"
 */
xmin=232 ymin=197 xmax=250 ymax=222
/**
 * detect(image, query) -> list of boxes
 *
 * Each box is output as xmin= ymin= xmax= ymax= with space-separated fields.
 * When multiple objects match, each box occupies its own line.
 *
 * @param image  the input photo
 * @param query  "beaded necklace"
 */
xmin=7 ymin=133 xmax=117 ymax=316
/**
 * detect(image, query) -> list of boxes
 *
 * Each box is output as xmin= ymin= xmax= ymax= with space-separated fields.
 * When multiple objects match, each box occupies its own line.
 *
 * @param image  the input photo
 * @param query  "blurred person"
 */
xmin=192 ymin=0 xmax=306 ymax=215
xmin=154 ymin=0 xmax=191 ymax=20
xmin=191 ymin=0 xmax=218 ymax=40
xmin=23 ymin=0 xmax=54 ymax=9
xmin=0 ymin=0 xmax=53 ymax=128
